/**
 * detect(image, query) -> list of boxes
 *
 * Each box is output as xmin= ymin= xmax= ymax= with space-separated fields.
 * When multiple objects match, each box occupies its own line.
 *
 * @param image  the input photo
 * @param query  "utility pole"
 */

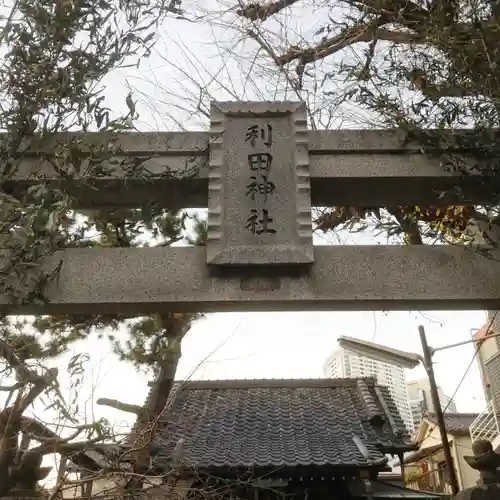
xmin=418 ymin=325 xmax=460 ymax=495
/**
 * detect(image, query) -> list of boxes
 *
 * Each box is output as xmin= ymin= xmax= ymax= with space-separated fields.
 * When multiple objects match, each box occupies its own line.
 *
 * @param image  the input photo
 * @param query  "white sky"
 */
xmin=53 ymin=0 xmax=491 ymax=433
xmin=6 ymin=0 xmax=491 ymax=472
xmin=60 ymin=306 xmax=487 ymax=443
xmin=56 ymin=219 xmax=489 ymax=442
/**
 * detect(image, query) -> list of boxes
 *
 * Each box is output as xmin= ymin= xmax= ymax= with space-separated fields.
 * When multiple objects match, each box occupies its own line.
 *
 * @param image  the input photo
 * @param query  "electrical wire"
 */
xmin=417 ymin=310 xmax=499 ymax=447
xmin=416 ymin=348 xmax=480 ymax=448
xmin=441 ymin=346 xmax=481 ymax=414
xmin=444 ymin=309 xmax=498 ymax=414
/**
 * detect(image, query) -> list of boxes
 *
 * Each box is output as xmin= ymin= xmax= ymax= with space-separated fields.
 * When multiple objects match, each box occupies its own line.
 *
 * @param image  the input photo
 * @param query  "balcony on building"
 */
xmin=469 ymin=400 xmax=500 ymax=450
xmin=469 ymin=320 xmax=500 ymax=451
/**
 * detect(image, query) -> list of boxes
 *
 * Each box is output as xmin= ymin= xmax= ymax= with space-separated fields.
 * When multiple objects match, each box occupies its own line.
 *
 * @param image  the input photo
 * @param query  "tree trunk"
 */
xmin=126 ymin=325 xmax=186 ymax=491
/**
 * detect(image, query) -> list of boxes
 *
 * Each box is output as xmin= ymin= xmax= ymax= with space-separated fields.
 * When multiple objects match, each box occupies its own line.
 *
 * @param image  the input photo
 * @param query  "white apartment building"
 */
xmin=407 ymin=378 xmax=457 ymax=430
xmin=324 ymin=347 xmax=414 ymax=432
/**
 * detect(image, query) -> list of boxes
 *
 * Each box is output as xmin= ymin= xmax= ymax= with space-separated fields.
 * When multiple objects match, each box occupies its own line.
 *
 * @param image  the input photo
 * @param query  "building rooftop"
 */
xmin=136 ymin=377 xmax=416 ymax=474
xmin=424 ymin=412 xmax=479 ymax=436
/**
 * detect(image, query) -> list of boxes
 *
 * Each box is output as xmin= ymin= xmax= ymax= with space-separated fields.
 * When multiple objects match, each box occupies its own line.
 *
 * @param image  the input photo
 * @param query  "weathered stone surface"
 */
xmin=2 ymin=245 xmax=500 ymax=315
xmin=207 ymin=101 xmax=314 ymax=266
xmin=454 ymin=439 xmax=500 ymax=500
xmin=5 ymin=131 xmax=209 ymax=153
xmin=3 ymin=131 xmax=496 ymax=209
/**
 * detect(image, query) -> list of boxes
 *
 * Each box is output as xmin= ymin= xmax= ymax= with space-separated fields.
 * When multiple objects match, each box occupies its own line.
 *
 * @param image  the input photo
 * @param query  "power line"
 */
xmin=442 ymin=310 xmax=498 ymax=415
xmin=418 ymin=310 xmax=499 ymax=446
xmin=441 ymin=346 xmax=480 ymax=414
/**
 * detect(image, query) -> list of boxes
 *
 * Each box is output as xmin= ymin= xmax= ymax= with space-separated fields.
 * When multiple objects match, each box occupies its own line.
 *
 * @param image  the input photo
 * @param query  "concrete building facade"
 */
xmin=469 ymin=312 xmax=500 ymax=448
xmin=323 ymin=347 xmax=414 ymax=431
xmin=407 ymin=378 xmax=457 ymax=430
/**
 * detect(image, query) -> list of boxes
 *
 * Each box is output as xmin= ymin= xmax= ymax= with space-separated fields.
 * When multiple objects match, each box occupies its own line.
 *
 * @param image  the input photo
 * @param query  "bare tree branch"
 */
xmin=0 ymin=337 xmax=38 ymax=383
xmin=0 ymin=383 xmax=23 ymax=392
xmin=26 ymin=423 xmax=97 ymax=445
xmin=236 ymin=0 xmax=301 ymax=21
xmin=20 ymin=416 xmax=62 ymax=440
xmin=277 ymin=21 xmax=423 ymax=66
xmin=0 ymin=337 xmax=60 ymax=497
xmin=31 ymin=437 xmax=104 ymax=456
xmin=96 ymin=398 xmax=141 ymax=414
xmin=349 ymin=0 xmax=429 ymax=28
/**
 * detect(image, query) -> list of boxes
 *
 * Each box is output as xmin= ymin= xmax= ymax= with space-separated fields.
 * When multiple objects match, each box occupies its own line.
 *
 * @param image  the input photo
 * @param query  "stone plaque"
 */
xmin=207 ymin=101 xmax=314 ymax=266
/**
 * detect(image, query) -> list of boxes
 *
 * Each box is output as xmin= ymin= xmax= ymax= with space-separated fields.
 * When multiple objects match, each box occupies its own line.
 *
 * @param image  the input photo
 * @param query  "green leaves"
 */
xmin=0 ymin=0 xmax=202 ymax=492
xmin=0 ymin=0 xmax=190 ymax=307
xmin=0 ymin=0 xmax=210 ymax=429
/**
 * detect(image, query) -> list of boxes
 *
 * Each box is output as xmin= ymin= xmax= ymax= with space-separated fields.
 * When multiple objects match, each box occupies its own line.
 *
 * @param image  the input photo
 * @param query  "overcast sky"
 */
xmin=56 ymin=306 xmax=487 ymax=447
xmin=53 ymin=0 xmax=491 ymax=433
xmin=9 ymin=0 xmax=491 ymax=476
xmin=59 ymin=219 xmax=488 ymax=440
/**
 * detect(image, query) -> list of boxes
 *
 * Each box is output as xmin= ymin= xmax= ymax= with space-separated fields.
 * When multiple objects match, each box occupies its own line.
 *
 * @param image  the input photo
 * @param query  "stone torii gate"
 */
xmin=4 ymin=101 xmax=500 ymax=314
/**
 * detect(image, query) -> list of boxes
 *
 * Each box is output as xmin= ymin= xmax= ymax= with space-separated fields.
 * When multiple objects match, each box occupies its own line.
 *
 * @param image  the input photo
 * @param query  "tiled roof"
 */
xmin=424 ymin=412 xmax=479 ymax=436
xmin=147 ymin=378 xmax=415 ymax=472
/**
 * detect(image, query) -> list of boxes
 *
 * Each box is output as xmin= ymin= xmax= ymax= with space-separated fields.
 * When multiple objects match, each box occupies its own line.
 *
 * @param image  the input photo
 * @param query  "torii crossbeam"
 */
xmin=3 ymin=101 xmax=500 ymax=314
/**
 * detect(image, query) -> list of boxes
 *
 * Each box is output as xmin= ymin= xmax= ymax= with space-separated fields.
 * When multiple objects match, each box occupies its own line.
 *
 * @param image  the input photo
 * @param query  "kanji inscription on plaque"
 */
xmin=207 ymin=101 xmax=314 ymax=266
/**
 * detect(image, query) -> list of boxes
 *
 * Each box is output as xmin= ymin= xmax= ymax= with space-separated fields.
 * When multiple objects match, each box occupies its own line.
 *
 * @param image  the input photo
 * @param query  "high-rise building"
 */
xmin=323 ymin=347 xmax=414 ymax=432
xmin=406 ymin=378 xmax=457 ymax=430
